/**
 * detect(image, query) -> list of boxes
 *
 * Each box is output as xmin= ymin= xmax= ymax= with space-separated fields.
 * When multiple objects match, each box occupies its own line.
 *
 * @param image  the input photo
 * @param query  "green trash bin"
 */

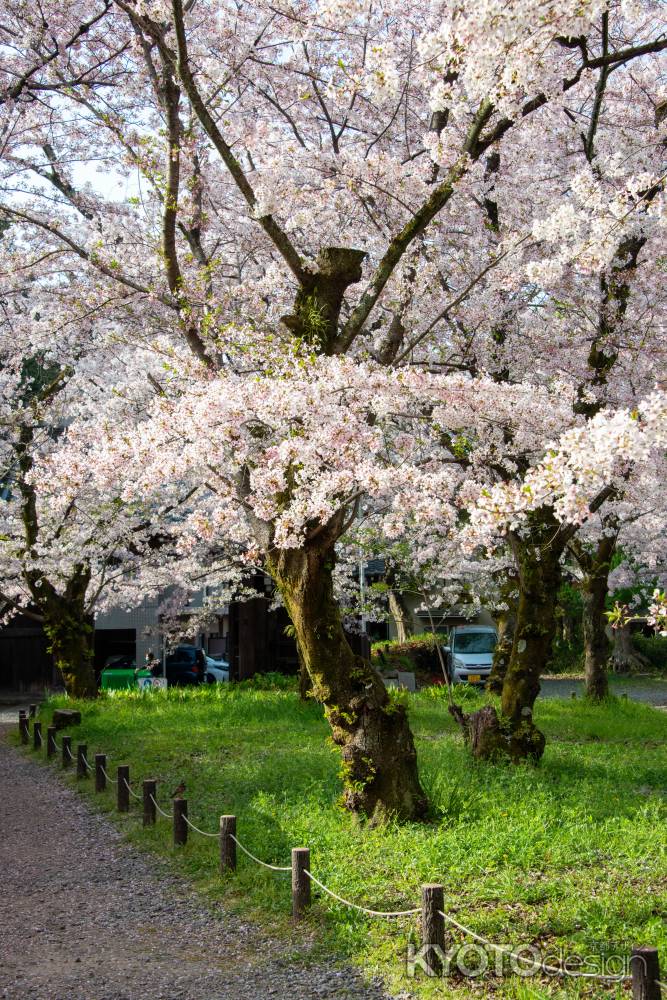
xmin=100 ymin=666 xmax=136 ymax=690
xmin=99 ymin=656 xmax=144 ymax=691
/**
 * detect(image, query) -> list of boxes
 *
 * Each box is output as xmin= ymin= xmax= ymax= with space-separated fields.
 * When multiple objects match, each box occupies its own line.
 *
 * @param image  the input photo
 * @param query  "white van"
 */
xmin=443 ymin=625 xmax=497 ymax=685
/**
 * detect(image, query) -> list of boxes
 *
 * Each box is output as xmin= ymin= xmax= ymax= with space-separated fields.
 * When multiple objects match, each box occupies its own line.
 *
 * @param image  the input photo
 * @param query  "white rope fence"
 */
xmin=149 ymin=793 xmax=171 ymax=819
xmin=22 ymin=710 xmax=664 ymax=995
xmin=182 ymin=814 xmax=219 ymax=838
xmin=229 ymin=834 xmax=291 ymax=872
xmin=438 ymin=910 xmax=632 ymax=982
xmin=122 ymin=777 xmax=143 ymax=801
xmin=305 ymin=870 xmax=419 ymax=917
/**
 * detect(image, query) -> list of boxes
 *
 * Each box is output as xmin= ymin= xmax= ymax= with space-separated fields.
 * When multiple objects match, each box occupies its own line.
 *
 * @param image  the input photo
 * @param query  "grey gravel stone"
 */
xmin=0 ymin=732 xmax=394 ymax=1000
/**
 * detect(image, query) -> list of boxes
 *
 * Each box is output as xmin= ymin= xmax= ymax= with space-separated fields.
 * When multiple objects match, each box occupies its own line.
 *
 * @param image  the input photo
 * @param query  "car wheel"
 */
xmin=206 ymin=673 xmax=215 ymax=684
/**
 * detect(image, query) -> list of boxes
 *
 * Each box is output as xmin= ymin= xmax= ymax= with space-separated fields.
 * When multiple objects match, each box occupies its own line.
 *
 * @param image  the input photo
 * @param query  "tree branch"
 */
xmin=168 ymin=0 xmax=306 ymax=283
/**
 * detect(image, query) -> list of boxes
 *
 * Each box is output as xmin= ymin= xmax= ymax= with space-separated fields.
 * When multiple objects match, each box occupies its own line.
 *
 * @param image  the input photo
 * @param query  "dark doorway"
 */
xmin=0 ymin=616 xmax=53 ymax=691
xmin=94 ymin=629 xmax=136 ymax=680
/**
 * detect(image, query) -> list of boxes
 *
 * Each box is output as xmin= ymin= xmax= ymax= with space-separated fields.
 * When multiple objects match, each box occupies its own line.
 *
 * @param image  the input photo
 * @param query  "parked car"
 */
xmin=161 ymin=644 xmax=206 ymax=686
xmin=205 ymin=654 xmax=230 ymax=684
xmin=443 ymin=626 xmax=497 ymax=685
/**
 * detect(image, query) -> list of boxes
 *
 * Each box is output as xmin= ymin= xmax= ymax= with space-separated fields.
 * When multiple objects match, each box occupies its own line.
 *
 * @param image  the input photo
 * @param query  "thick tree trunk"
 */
xmin=580 ymin=536 xmax=615 ymax=701
xmin=388 ymin=589 xmax=410 ymax=643
xmin=487 ymin=573 xmax=518 ymax=695
xmin=497 ymin=537 xmax=560 ymax=760
xmin=582 ymin=578 xmax=609 ymax=700
xmin=267 ymin=539 xmax=428 ymax=824
xmin=43 ymin=599 xmax=96 ymax=698
xmin=458 ymin=515 xmax=562 ymax=762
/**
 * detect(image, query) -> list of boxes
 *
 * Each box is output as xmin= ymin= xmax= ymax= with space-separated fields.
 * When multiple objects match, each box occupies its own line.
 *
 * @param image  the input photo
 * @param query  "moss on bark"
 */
xmin=267 ymin=538 xmax=427 ymax=824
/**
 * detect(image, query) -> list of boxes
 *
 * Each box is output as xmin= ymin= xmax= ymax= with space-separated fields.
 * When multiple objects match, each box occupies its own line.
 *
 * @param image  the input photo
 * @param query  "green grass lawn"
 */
xmin=24 ymin=682 xmax=667 ymax=999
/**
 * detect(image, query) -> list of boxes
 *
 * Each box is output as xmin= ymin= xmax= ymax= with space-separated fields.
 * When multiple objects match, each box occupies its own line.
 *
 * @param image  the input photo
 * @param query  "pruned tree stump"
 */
xmin=449 ymin=703 xmax=546 ymax=762
xmin=52 ymin=709 xmax=82 ymax=730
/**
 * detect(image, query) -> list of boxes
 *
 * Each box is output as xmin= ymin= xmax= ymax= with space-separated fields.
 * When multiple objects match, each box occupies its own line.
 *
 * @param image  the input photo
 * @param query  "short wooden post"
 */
xmin=19 ymin=713 xmax=29 ymax=745
xmin=219 ymin=815 xmax=236 ymax=872
xmin=117 ymin=765 xmax=130 ymax=812
xmin=33 ymin=721 xmax=42 ymax=751
xmin=173 ymin=798 xmax=188 ymax=846
xmin=76 ymin=743 xmax=88 ymax=779
xmin=631 ymin=947 xmax=662 ymax=1000
xmin=47 ymin=726 xmax=57 ymax=758
xmin=291 ymin=847 xmax=311 ymax=920
xmin=421 ymin=884 xmax=446 ymax=976
xmin=62 ymin=735 xmax=72 ymax=767
xmin=18 ymin=709 xmax=26 ymax=733
xmin=95 ymin=754 xmax=106 ymax=792
xmin=29 ymin=703 xmax=36 ymax=718
xmin=143 ymin=780 xmax=156 ymax=826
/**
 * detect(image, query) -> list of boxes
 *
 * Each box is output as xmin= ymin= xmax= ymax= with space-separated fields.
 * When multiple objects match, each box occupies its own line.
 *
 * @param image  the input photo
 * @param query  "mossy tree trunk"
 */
xmin=497 ymin=526 xmax=562 ymax=759
xmin=40 ymin=571 xmax=96 ymax=698
xmin=16 ymin=422 xmax=96 ymax=698
xmin=267 ymin=518 xmax=427 ymax=824
xmin=487 ymin=570 xmax=518 ymax=695
xmin=578 ymin=535 xmax=616 ymax=701
xmin=456 ymin=512 xmax=564 ymax=762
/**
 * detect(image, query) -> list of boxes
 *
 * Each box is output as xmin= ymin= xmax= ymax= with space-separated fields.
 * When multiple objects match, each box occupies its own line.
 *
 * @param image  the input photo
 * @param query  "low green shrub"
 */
xmin=371 ymin=632 xmax=447 ymax=679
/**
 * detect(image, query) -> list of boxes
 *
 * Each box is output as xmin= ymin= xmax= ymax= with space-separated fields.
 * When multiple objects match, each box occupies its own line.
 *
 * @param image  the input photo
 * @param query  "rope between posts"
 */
xmin=304 ymin=870 xmax=420 ymax=917
xmin=229 ymin=834 xmax=291 ymax=872
xmin=438 ymin=911 xmax=632 ymax=982
xmin=149 ymin=793 xmax=171 ymax=819
xmin=122 ymin=777 xmax=143 ymax=800
xmin=182 ymin=814 xmax=219 ymax=838
xmin=24 ymin=715 xmax=661 ymax=988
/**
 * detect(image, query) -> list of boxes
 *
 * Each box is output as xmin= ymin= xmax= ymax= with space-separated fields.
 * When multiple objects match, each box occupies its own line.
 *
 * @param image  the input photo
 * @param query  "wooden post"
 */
xmin=18 ymin=709 xmax=26 ymax=733
xmin=19 ymin=713 xmax=29 ymax=745
xmin=29 ymin=703 xmax=36 ymax=718
xmin=173 ymin=798 xmax=188 ymax=846
xmin=95 ymin=754 xmax=106 ymax=792
xmin=47 ymin=726 xmax=57 ymax=758
xmin=33 ymin=721 xmax=42 ymax=751
xmin=631 ymin=947 xmax=662 ymax=1000
xmin=62 ymin=735 xmax=72 ymax=767
xmin=219 ymin=815 xmax=236 ymax=872
xmin=76 ymin=743 xmax=88 ymax=779
xmin=421 ymin=884 xmax=446 ymax=976
xmin=143 ymin=780 xmax=156 ymax=826
xmin=117 ymin=765 xmax=130 ymax=812
xmin=291 ymin=847 xmax=311 ymax=920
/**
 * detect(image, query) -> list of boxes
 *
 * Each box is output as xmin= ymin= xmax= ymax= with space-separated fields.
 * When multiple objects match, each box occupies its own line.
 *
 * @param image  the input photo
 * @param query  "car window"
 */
xmin=453 ymin=632 xmax=496 ymax=654
xmin=167 ymin=649 xmax=196 ymax=665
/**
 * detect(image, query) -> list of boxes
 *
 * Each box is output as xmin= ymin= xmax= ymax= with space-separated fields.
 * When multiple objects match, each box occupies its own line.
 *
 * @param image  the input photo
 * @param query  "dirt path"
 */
xmin=0 ymin=734 xmax=390 ymax=1000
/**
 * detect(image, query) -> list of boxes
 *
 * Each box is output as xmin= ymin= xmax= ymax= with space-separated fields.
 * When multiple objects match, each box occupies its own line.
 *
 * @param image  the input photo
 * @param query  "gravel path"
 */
xmin=540 ymin=677 xmax=667 ymax=706
xmin=0 ymin=734 xmax=392 ymax=1000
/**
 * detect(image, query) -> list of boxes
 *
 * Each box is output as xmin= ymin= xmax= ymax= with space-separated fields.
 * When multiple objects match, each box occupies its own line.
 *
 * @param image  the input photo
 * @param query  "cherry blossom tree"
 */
xmin=1 ymin=0 xmax=665 ymax=816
